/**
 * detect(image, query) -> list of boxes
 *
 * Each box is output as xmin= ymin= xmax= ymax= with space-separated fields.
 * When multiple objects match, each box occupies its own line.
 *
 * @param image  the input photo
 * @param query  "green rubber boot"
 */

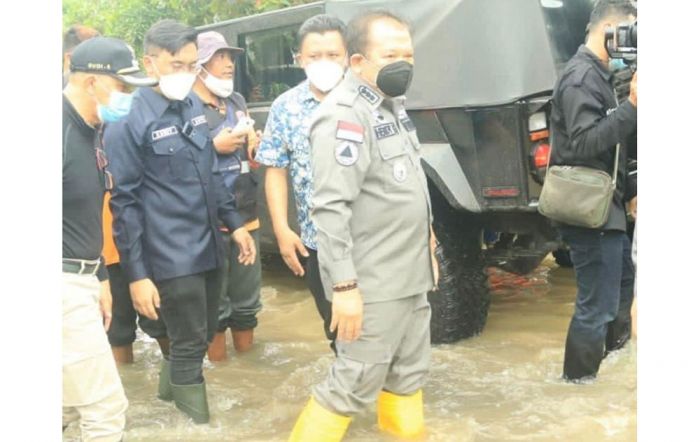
xmin=157 ymin=360 xmax=173 ymax=401
xmin=171 ymin=381 xmax=210 ymax=424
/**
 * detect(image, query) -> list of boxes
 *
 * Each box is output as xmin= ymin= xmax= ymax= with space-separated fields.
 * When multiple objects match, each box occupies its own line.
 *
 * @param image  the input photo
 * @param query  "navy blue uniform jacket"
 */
xmin=104 ymin=87 xmax=245 ymax=283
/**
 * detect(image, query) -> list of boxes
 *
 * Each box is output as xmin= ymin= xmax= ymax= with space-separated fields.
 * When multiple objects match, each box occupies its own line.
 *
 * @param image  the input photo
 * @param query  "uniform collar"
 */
xmin=577 ymin=45 xmax=613 ymax=82
xmin=140 ymin=86 xmax=195 ymax=117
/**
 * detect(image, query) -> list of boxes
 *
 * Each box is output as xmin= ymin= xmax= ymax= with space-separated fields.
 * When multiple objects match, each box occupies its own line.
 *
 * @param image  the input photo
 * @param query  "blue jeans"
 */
xmin=558 ymin=227 xmax=635 ymax=380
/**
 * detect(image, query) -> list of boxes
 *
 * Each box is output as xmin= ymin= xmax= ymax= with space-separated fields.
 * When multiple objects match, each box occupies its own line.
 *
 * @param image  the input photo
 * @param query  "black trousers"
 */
xmin=302 ymin=249 xmax=337 ymax=352
xmin=106 ymin=264 xmax=167 ymax=347
xmin=558 ymin=227 xmax=635 ymax=381
xmin=156 ymin=269 xmax=222 ymax=385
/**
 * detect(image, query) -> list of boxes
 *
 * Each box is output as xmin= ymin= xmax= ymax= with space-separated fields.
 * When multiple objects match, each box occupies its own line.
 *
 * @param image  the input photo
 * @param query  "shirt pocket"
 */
xmin=377 ymin=138 xmax=413 ymax=192
xmin=151 ymin=138 xmax=198 ymax=182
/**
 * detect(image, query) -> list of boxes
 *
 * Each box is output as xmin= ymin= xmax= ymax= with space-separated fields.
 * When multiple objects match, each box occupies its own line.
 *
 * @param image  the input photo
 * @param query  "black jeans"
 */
xmin=302 ymin=249 xmax=337 ymax=352
xmin=106 ymin=264 xmax=167 ymax=347
xmin=558 ymin=227 xmax=635 ymax=380
xmin=156 ymin=269 xmax=222 ymax=385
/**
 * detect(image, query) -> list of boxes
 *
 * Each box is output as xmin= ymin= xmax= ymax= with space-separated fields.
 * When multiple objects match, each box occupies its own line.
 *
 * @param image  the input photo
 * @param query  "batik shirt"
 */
xmin=255 ymin=80 xmax=320 ymax=250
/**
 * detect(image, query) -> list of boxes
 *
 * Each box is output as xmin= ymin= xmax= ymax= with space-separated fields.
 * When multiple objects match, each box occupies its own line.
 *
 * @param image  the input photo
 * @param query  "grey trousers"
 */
xmin=313 ymin=293 xmax=431 ymax=416
xmin=217 ymin=229 xmax=263 ymax=331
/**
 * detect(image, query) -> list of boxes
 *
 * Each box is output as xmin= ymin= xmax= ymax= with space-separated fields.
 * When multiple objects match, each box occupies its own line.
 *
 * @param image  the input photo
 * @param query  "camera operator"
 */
xmin=549 ymin=0 xmax=637 ymax=382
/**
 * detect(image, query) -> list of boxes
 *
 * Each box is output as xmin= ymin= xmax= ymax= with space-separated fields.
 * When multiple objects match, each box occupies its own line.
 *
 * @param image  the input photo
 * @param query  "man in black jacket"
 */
xmin=105 ymin=20 xmax=256 ymax=424
xmin=549 ymin=0 xmax=637 ymax=382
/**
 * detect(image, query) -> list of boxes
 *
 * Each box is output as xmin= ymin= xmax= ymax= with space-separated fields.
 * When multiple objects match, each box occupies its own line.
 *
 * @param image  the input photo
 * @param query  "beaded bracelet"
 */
xmin=333 ymin=282 xmax=358 ymax=293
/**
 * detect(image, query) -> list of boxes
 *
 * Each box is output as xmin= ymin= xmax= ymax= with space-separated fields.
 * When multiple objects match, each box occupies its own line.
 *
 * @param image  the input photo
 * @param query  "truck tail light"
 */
xmin=532 ymin=142 xmax=551 ymax=168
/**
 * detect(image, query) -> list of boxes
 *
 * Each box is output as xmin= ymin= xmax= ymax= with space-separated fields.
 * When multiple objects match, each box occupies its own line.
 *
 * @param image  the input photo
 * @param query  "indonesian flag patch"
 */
xmin=336 ymin=120 xmax=364 ymax=143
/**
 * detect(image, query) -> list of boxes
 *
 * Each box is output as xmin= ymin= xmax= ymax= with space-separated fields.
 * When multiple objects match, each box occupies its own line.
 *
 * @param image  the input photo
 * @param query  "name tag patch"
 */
xmin=374 ymin=122 xmax=398 ymax=140
xmin=151 ymin=126 xmax=178 ymax=141
xmin=191 ymin=115 xmax=207 ymax=126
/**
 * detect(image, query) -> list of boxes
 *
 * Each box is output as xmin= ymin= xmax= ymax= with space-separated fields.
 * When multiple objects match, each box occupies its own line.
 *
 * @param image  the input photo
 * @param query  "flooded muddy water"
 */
xmin=64 ymin=255 xmax=636 ymax=441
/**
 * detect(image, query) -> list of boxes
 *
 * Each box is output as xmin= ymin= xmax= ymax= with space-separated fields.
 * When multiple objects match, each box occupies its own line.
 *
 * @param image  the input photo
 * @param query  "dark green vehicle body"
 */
xmin=199 ymin=0 xmax=595 ymax=343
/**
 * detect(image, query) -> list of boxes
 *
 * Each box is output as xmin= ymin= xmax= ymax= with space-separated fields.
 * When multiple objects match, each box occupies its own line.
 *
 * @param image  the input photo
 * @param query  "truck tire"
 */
xmin=428 ymin=186 xmax=490 ymax=344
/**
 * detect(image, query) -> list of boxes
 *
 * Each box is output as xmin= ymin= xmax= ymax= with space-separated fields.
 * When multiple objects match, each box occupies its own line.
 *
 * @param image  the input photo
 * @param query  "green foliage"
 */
xmin=62 ymin=0 xmax=318 ymax=56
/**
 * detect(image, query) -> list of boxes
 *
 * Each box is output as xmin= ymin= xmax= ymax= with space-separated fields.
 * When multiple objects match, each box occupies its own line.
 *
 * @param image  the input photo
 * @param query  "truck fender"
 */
xmin=420 ymin=142 xmax=482 ymax=213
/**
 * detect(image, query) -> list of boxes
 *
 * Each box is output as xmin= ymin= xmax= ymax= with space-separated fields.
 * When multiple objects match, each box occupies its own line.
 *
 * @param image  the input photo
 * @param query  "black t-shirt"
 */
xmin=62 ymin=95 xmax=107 ymax=280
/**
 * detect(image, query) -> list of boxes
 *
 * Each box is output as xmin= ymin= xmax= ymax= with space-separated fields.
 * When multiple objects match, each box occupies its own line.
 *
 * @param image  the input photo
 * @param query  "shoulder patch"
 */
xmin=335 ymin=141 xmax=359 ymax=166
xmin=336 ymin=120 xmax=364 ymax=143
xmin=358 ymin=85 xmax=380 ymax=105
xmin=151 ymin=126 xmax=178 ymax=141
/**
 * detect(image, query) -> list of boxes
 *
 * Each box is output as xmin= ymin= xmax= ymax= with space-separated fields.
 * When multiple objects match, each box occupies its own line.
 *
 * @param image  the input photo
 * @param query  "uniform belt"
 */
xmin=63 ymin=258 xmax=101 ymax=276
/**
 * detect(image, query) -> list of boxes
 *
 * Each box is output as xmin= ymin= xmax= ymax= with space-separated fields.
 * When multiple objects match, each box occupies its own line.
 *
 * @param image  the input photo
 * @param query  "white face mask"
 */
xmin=304 ymin=60 xmax=345 ymax=93
xmin=201 ymin=68 xmax=234 ymax=98
xmin=150 ymin=58 xmax=197 ymax=101
xmin=158 ymin=72 xmax=197 ymax=101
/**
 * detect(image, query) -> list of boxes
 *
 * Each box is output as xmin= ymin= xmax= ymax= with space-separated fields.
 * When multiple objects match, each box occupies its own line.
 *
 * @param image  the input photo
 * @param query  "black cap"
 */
xmin=70 ymin=37 xmax=157 ymax=87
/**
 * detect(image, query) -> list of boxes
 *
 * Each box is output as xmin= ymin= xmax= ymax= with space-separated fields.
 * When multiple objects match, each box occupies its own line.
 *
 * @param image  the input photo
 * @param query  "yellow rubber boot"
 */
xmin=288 ymin=396 xmax=351 ymax=442
xmin=377 ymin=389 xmax=426 ymax=439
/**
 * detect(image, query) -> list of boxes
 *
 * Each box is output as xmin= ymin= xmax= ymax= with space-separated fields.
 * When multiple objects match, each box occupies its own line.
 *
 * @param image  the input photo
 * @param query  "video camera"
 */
xmin=605 ymin=21 xmax=637 ymax=70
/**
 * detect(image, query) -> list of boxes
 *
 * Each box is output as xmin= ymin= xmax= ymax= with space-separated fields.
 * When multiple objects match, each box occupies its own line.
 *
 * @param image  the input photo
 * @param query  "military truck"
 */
xmin=199 ymin=0 xmax=596 ymax=344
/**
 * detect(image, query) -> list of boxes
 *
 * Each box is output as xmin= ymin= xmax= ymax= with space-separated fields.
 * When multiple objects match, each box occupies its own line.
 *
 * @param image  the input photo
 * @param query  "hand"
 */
xmin=330 ymin=287 xmax=363 ymax=341
xmin=275 ymin=226 xmax=309 ymax=276
xmin=247 ymin=129 xmax=263 ymax=160
xmin=627 ymin=196 xmax=637 ymax=220
xmin=129 ymin=278 xmax=160 ymax=320
xmin=430 ymin=227 xmax=440 ymax=289
xmin=232 ymin=227 xmax=256 ymax=265
xmin=213 ymin=126 xmax=248 ymax=154
xmin=629 ymin=72 xmax=637 ymax=107
xmin=99 ymin=280 xmax=113 ymax=332
xmin=631 ymin=296 xmax=637 ymax=339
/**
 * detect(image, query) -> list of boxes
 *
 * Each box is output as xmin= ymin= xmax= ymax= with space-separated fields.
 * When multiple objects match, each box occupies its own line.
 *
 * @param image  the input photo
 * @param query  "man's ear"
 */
xmin=84 ymin=74 xmax=98 ymax=96
xmin=349 ymin=53 xmax=364 ymax=75
xmin=143 ymin=54 xmax=156 ymax=77
xmin=294 ymin=52 xmax=304 ymax=68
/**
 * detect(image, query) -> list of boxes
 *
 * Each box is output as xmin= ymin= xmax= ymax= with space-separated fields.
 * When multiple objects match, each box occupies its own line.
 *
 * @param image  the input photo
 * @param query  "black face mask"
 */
xmin=375 ymin=60 xmax=414 ymax=97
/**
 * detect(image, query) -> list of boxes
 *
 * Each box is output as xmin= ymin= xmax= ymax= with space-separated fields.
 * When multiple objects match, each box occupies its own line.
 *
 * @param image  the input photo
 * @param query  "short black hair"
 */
xmin=144 ymin=19 xmax=198 ymax=56
xmin=297 ymin=14 xmax=347 ymax=51
xmin=345 ymin=10 xmax=410 ymax=57
xmin=63 ymin=25 xmax=100 ymax=54
xmin=589 ymin=0 xmax=637 ymax=28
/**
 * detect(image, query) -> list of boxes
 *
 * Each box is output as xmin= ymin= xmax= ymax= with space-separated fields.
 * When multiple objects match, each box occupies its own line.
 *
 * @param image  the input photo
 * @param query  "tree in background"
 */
xmin=63 ymin=0 xmax=317 ymax=56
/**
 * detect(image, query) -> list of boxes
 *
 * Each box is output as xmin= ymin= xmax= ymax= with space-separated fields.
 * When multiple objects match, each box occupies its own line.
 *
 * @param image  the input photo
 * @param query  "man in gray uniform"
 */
xmin=289 ymin=11 xmax=438 ymax=441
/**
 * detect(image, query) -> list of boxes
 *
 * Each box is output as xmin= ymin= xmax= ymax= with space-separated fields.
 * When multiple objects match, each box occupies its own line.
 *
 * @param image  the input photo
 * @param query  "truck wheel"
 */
xmin=428 ymin=187 xmax=490 ymax=344
xmin=553 ymin=248 xmax=573 ymax=268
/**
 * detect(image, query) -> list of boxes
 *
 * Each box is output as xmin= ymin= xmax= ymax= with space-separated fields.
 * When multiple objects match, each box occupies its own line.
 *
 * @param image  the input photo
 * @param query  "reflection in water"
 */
xmin=64 ymin=256 xmax=636 ymax=441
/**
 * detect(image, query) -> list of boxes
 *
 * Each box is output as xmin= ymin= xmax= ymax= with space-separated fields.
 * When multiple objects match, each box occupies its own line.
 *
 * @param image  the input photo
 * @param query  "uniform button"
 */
xmin=169 ymin=147 xmax=174 ymax=152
